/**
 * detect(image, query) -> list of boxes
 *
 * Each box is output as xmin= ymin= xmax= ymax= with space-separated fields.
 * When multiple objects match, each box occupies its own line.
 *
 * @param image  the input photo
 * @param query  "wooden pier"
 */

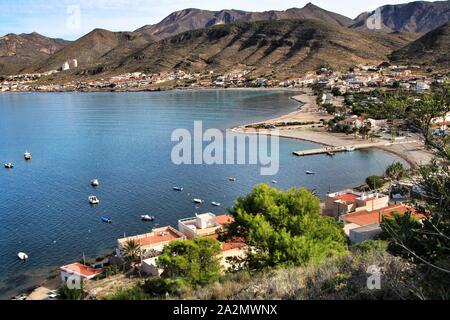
xmin=293 ymin=141 xmax=416 ymax=157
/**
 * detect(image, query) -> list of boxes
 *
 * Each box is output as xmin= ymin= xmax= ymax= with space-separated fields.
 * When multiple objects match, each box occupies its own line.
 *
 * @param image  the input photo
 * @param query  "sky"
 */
xmin=0 ymin=0 xmax=414 ymax=40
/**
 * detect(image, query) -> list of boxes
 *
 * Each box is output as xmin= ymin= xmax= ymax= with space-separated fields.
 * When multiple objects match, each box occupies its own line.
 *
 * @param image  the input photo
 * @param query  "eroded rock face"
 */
xmin=351 ymin=0 xmax=450 ymax=33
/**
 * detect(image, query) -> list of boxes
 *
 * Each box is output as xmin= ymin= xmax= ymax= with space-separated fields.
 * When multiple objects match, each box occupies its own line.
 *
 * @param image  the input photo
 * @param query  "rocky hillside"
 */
xmin=0 ymin=32 xmax=69 ymax=75
xmin=110 ymin=19 xmax=418 ymax=78
xmin=241 ymin=3 xmax=353 ymax=27
xmin=351 ymin=0 xmax=450 ymax=33
xmin=30 ymin=29 xmax=152 ymax=73
xmin=136 ymin=9 xmax=248 ymax=40
xmin=390 ymin=21 xmax=450 ymax=67
xmin=136 ymin=3 xmax=353 ymax=41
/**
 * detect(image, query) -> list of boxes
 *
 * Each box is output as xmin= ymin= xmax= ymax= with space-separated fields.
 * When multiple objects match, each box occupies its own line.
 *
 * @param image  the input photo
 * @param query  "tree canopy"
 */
xmin=225 ymin=184 xmax=348 ymax=269
xmin=157 ymin=237 xmax=222 ymax=286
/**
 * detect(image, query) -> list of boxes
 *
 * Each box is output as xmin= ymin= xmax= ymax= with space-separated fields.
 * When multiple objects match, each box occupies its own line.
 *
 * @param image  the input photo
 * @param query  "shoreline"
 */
xmin=231 ymin=88 xmax=434 ymax=167
xmin=4 ymin=87 xmax=433 ymax=300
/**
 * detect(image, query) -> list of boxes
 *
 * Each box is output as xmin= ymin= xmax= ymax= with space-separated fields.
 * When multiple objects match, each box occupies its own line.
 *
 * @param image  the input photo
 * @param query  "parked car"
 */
xmin=48 ymin=291 xmax=61 ymax=300
xmin=11 ymin=294 xmax=27 ymax=301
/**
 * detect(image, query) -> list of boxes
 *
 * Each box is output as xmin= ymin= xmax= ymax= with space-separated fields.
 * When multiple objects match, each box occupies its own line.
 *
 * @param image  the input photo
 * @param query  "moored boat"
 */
xmin=346 ymin=146 xmax=356 ymax=152
xmin=141 ymin=215 xmax=155 ymax=221
xmin=4 ymin=163 xmax=14 ymax=169
xmin=211 ymin=202 xmax=221 ymax=207
xmin=306 ymin=171 xmax=316 ymax=175
xmin=193 ymin=198 xmax=204 ymax=204
xmin=173 ymin=186 xmax=184 ymax=191
xmin=24 ymin=151 xmax=32 ymax=160
xmin=101 ymin=216 xmax=112 ymax=223
xmin=17 ymin=252 xmax=28 ymax=261
xmin=89 ymin=196 xmax=100 ymax=205
xmin=91 ymin=179 xmax=99 ymax=187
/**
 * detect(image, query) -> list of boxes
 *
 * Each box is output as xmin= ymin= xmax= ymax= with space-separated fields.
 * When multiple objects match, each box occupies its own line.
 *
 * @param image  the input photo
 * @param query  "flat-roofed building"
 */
xmin=116 ymin=226 xmax=186 ymax=257
xmin=178 ymin=213 xmax=233 ymax=239
xmin=324 ymin=190 xmax=389 ymax=217
xmin=340 ymin=204 xmax=425 ymax=243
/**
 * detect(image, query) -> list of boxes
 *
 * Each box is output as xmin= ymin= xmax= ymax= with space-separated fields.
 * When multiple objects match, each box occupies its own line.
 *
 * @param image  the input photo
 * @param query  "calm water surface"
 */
xmin=0 ymin=90 xmax=406 ymax=298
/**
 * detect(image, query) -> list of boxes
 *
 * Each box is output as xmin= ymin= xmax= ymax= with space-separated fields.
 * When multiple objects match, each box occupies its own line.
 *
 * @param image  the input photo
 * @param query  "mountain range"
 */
xmin=0 ymin=32 xmax=68 ymax=75
xmin=1 ymin=1 xmax=449 ymax=78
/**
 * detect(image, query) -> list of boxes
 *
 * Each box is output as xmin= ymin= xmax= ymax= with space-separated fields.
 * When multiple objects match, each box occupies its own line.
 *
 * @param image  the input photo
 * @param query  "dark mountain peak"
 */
xmin=351 ymin=0 xmax=450 ymax=33
xmin=303 ymin=2 xmax=321 ymax=10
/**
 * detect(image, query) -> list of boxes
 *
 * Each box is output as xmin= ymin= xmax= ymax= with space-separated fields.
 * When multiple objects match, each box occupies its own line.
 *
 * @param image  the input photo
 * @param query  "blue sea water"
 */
xmin=0 ymin=90 xmax=406 ymax=298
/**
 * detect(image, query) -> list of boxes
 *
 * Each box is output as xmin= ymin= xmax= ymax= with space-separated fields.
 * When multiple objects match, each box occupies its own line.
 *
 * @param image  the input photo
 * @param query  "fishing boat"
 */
xmin=4 ymin=163 xmax=14 ymax=169
xmin=88 ymin=196 xmax=100 ymax=205
xmin=211 ymin=202 xmax=221 ymax=207
xmin=229 ymin=177 xmax=237 ymax=182
xmin=17 ymin=252 xmax=28 ymax=261
xmin=101 ymin=216 xmax=112 ymax=223
xmin=193 ymin=199 xmax=204 ymax=204
xmin=141 ymin=215 xmax=155 ymax=221
xmin=306 ymin=171 xmax=316 ymax=175
xmin=24 ymin=151 xmax=32 ymax=160
xmin=173 ymin=186 xmax=184 ymax=191
xmin=90 ymin=179 xmax=99 ymax=187
xmin=326 ymin=151 xmax=335 ymax=157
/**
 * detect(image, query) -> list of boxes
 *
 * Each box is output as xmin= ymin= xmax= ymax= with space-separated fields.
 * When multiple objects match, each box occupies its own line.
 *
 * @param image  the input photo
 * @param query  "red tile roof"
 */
xmin=60 ymin=263 xmax=102 ymax=278
xmin=334 ymin=193 xmax=359 ymax=204
xmin=118 ymin=227 xmax=184 ymax=247
xmin=343 ymin=205 xmax=425 ymax=226
xmin=206 ymin=234 xmax=247 ymax=252
xmin=216 ymin=215 xmax=234 ymax=226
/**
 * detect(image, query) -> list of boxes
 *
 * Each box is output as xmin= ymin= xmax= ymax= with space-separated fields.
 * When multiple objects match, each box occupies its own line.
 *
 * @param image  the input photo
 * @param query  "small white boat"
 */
xmin=24 ymin=151 xmax=32 ymax=160
xmin=4 ymin=163 xmax=14 ymax=169
xmin=272 ymin=180 xmax=278 ymax=184
xmin=89 ymin=196 xmax=100 ymax=205
xmin=211 ymin=202 xmax=221 ymax=207
xmin=346 ymin=146 xmax=356 ymax=152
xmin=90 ymin=179 xmax=99 ymax=187
xmin=193 ymin=199 xmax=204 ymax=204
xmin=173 ymin=186 xmax=184 ymax=191
xmin=141 ymin=215 xmax=155 ymax=221
xmin=306 ymin=171 xmax=316 ymax=175
xmin=17 ymin=252 xmax=28 ymax=261
xmin=229 ymin=177 xmax=237 ymax=182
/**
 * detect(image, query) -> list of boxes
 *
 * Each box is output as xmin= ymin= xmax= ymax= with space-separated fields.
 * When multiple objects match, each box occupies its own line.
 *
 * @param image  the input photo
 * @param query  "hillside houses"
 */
xmin=323 ymin=189 xmax=426 ymax=244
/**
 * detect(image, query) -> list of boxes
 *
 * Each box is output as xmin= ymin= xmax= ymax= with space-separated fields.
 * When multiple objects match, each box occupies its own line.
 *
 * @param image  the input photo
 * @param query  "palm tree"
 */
xmin=123 ymin=240 xmax=142 ymax=270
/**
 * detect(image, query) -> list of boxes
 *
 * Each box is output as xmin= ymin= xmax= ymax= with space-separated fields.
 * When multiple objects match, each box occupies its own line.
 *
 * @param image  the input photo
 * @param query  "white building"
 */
xmin=62 ymin=62 xmax=70 ymax=71
xmin=60 ymin=262 xmax=102 ymax=285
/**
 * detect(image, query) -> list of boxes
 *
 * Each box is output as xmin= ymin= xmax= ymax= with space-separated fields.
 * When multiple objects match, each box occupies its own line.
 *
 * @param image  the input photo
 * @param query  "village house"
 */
xmin=140 ymin=213 xmax=246 ymax=276
xmin=60 ymin=262 xmax=103 ymax=285
xmin=340 ymin=204 xmax=425 ymax=243
xmin=323 ymin=189 xmax=390 ymax=218
xmin=116 ymin=226 xmax=186 ymax=258
xmin=177 ymin=213 xmax=233 ymax=239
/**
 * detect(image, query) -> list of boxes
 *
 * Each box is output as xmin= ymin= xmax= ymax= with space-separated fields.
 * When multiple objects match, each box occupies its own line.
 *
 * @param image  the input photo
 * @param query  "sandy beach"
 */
xmin=233 ymin=88 xmax=434 ymax=167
